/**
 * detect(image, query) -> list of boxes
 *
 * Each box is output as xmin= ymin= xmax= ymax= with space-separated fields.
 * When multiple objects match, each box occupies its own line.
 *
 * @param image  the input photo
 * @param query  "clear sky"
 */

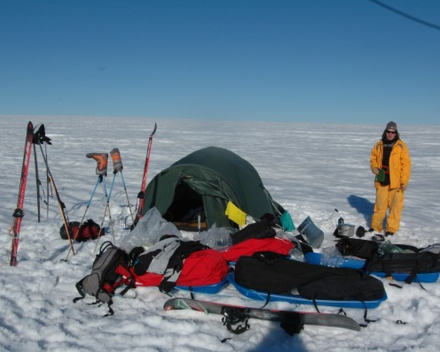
xmin=1 ymin=0 xmax=439 ymax=124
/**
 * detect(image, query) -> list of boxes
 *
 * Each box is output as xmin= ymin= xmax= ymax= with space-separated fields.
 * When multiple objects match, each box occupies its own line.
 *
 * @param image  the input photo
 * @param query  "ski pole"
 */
xmin=94 ymin=175 xmax=114 ymax=253
xmin=32 ymin=124 xmax=52 ymax=222
xmin=34 ymin=125 xmax=75 ymax=256
xmin=120 ymin=171 xmax=134 ymax=224
xmin=33 ymin=142 xmax=41 ymax=222
xmin=45 ymin=143 xmax=51 ymax=219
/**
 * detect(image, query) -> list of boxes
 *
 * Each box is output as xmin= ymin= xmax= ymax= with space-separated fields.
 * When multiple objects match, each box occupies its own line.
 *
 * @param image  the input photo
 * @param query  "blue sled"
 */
xmin=305 ymin=252 xmax=440 ymax=283
xmin=227 ymin=273 xmax=387 ymax=309
xmin=175 ymin=278 xmax=230 ymax=294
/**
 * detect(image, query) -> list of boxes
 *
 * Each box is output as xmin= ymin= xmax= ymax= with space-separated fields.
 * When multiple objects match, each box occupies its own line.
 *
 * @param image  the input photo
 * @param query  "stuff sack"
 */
xmin=230 ymin=219 xmax=276 ymax=245
xmin=297 ymin=272 xmax=385 ymax=301
xmin=335 ymin=237 xmax=381 ymax=259
xmin=221 ymin=238 xmax=295 ymax=263
xmin=73 ymin=241 xmax=134 ymax=316
xmin=234 ymin=251 xmax=385 ymax=301
xmin=60 ymin=219 xmax=103 ymax=242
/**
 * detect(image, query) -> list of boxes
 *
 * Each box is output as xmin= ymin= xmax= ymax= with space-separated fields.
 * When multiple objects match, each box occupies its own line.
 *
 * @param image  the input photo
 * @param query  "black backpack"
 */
xmin=73 ymin=241 xmax=135 ymax=316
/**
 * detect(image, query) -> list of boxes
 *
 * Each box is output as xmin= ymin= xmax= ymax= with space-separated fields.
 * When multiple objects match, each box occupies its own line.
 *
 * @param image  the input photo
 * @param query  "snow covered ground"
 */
xmin=1 ymin=115 xmax=440 ymax=352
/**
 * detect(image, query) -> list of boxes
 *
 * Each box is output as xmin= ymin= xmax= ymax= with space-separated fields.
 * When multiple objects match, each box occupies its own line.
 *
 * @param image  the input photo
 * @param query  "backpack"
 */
xmin=73 ymin=241 xmax=135 ymax=316
xmin=60 ymin=219 xmax=103 ymax=242
xmin=234 ymin=251 xmax=385 ymax=301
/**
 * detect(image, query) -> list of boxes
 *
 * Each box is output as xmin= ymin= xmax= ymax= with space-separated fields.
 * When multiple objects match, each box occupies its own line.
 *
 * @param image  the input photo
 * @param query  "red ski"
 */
xmin=134 ymin=123 xmax=157 ymax=226
xmin=9 ymin=121 xmax=34 ymax=266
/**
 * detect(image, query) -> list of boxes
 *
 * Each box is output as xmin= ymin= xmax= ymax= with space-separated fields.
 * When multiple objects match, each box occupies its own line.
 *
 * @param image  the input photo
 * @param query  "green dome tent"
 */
xmin=142 ymin=146 xmax=283 ymax=230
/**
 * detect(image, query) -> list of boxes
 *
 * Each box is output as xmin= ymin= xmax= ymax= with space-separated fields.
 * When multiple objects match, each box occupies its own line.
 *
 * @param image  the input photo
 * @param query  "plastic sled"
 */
xmin=305 ymin=252 xmax=440 ymax=283
xmin=175 ymin=278 xmax=230 ymax=294
xmin=227 ymin=273 xmax=387 ymax=309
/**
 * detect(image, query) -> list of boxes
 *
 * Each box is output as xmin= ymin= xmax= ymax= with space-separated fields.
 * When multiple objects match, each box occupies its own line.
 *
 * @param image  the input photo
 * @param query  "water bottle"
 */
xmin=289 ymin=247 xmax=304 ymax=261
xmin=377 ymin=241 xmax=403 ymax=256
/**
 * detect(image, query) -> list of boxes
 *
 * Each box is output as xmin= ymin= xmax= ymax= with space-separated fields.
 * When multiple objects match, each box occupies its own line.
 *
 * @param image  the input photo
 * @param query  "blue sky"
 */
xmin=1 ymin=0 xmax=439 ymax=124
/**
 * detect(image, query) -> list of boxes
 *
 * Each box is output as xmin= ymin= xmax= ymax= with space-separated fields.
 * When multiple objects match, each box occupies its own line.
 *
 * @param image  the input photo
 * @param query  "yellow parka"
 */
xmin=370 ymin=139 xmax=411 ymax=189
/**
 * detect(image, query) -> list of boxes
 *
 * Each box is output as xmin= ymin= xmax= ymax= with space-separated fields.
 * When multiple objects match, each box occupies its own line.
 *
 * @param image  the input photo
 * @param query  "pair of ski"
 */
xmin=9 ymin=122 xmax=76 ymax=266
xmin=164 ymin=297 xmax=360 ymax=336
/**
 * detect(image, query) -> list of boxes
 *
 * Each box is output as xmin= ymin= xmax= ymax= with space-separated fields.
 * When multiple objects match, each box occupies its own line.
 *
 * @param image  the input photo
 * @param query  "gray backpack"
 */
xmin=73 ymin=241 xmax=134 ymax=316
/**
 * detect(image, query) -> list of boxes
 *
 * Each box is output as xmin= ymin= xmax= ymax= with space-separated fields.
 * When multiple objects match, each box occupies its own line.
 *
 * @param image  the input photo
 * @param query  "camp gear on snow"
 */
xmin=233 ymin=252 xmax=386 ymax=307
xmin=337 ymin=224 xmax=355 ymax=237
xmin=355 ymin=226 xmax=366 ymax=238
xmin=327 ymin=237 xmax=440 ymax=283
xmin=108 ymin=148 xmax=135 ymax=226
xmin=221 ymin=237 xmax=295 ymax=263
xmin=130 ymin=235 xmax=212 ymax=293
xmin=297 ymin=216 xmax=324 ymax=248
xmin=280 ymin=211 xmax=295 ymax=231
xmin=135 ymin=122 xmax=157 ymax=226
xmin=194 ymin=225 xmax=232 ymax=250
xmin=31 ymin=124 xmax=76 ymax=256
xmin=164 ymin=298 xmax=362 ymax=336
xmin=372 ymin=234 xmax=385 ymax=242
xmin=67 ymin=167 xmax=113 ymax=258
xmin=132 ymin=248 xmax=229 ymax=290
xmin=110 ymin=148 xmax=123 ymax=173
xmin=86 ymin=153 xmax=108 ymax=176
xmin=119 ymin=207 xmax=182 ymax=252
xmin=230 ymin=219 xmax=276 ymax=245
xmin=59 ymin=219 xmax=103 ymax=242
xmin=228 ymin=272 xmax=387 ymax=309
xmin=73 ymin=241 xmax=135 ymax=316
xmin=140 ymin=146 xmax=285 ymax=230
xmin=9 ymin=121 xmax=34 ymax=267
xmin=225 ymin=201 xmax=247 ymax=226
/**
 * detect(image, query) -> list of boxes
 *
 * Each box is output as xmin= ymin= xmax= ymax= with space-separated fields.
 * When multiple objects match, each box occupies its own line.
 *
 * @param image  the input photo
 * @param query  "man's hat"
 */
xmin=386 ymin=121 xmax=398 ymax=131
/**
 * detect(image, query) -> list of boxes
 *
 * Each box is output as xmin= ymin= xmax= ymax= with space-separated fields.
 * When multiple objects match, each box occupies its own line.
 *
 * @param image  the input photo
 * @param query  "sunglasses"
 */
xmin=386 ymin=130 xmax=397 ymax=134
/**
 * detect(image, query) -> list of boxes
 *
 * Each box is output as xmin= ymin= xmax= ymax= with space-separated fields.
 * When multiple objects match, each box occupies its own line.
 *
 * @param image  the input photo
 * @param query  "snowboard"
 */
xmin=163 ymin=297 xmax=360 ymax=335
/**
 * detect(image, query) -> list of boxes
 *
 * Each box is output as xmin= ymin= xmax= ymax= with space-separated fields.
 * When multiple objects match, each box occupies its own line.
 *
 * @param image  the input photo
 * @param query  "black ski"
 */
xmin=9 ymin=121 xmax=34 ymax=266
xmin=163 ymin=297 xmax=360 ymax=336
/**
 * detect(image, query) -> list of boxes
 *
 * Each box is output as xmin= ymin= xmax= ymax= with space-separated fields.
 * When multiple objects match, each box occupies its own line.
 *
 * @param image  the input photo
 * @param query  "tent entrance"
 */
xmin=163 ymin=181 xmax=207 ymax=231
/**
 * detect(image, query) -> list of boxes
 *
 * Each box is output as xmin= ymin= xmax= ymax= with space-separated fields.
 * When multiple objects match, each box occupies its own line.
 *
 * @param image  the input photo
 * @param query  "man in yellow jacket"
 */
xmin=370 ymin=121 xmax=411 ymax=236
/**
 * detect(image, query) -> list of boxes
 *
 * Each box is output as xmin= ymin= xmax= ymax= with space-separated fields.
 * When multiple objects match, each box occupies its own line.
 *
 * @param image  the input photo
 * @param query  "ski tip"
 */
xmin=151 ymin=123 xmax=157 ymax=136
xmin=163 ymin=298 xmax=185 ymax=312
